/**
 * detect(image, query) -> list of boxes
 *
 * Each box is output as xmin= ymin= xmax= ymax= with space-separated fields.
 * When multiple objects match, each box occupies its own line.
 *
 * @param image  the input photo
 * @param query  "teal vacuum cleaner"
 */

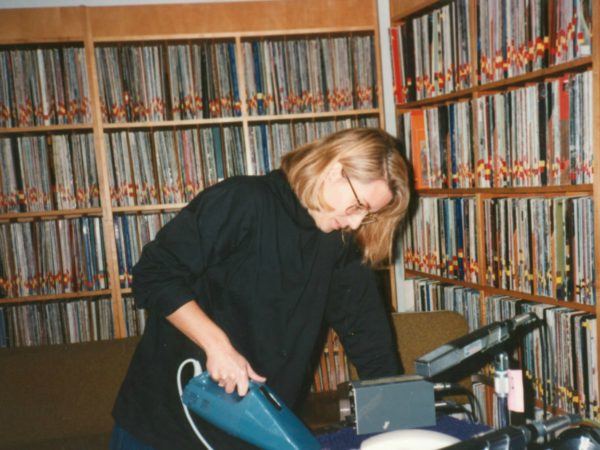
xmin=182 ymin=371 xmax=321 ymax=450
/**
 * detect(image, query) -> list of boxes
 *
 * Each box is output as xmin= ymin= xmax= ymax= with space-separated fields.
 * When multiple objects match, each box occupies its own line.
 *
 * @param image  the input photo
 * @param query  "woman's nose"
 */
xmin=347 ymin=212 xmax=365 ymax=230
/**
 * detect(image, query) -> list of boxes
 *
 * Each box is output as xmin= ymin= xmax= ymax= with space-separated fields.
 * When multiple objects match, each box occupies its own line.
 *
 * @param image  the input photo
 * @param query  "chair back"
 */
xmin=392 ymin=310 xmax=469 ymax=375
xmin=347 ymin=310 xmax=470 ymax=381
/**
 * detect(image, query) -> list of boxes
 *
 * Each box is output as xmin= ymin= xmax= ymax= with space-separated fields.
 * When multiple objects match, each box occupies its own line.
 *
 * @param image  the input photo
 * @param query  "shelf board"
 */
xmin=102 ymin=117 xmax=243 ymax=130
xmin=246 ymin=108 xmax=380 ymax=123
xmin=0 ymin=123 xmax=94 ymax=134
xmin=0 ymin=289 xmax=113 ymax=305
xmin=415 ymin=184 xmax=593 ymax=196
xmin=390 ymin=0 xmax=445 ymax=23
xmin=405 ymin=270 xmax=597 ymax=314
xmin=395 ymin=57 xmax=592 ymax=110
xmin=0 ymin=7 xmax=87 ymax=44
xmin=238 ymin=26 xmax=376 ymax=39
xmin=99 ymin=110 xmax=380 ymax=130
xmin=483 ymin=285 xmax=597 ymax=313
xmin=477 ymin=57 xmax=593 ymax=92
xmin=87 ymin=1 xmax=377 ymax=41
xmin=396 ymin=87 xmax=476 ymax=110
xmin=111 ymin=203 xmax=187 ymax=214
xmin=91 ymin=26 xmax=378 ymax=44
xmin=405 ymin=269 xmax=482 ymax=290
xmin=0 ymin=208 xmax=103 ymax=222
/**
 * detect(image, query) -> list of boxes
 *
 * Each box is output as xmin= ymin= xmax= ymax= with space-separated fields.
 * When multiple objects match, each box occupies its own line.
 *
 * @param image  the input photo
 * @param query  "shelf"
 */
xmin=90 ymin=26 xmax=379 ymax=44
xmin=246 ymin=109 xmax=380 ymax=123
xmin=396 ymin=87 xmax=476 ymax=110
xmin=0 ymin=289 xmax=113 ymax=305
xmin=405 ymin=271 xmax=597 ymax=314
xmin=102 ymin=117 xmax=244 ymax=130
xmin=86 ymin=2 xmax=377 ymax=41
xmin=0 ymin=0 xmax=383 ymax=350
xmin=390 ymin=0 xmax=446 ymax=22
xmin=405 ymin=269 xmax=483 ymax=290
xmin=415 ymin=185 xmax=594 ymax=196
xmin=98 ymin=109 xmax=380 ymax=129
xmin=111 ymin=204 xmax=188 ymax=214
xmin=0 ymin=8 xmax=87 ymax=44
xmin=395 ymin=57 xmax=592 ymax=111
xmin=394 ymin=0 xmax=599 ymax=426
xmin=0 ymin=208 xmax=103 ymax=222
xmin=0 ymin=123 xmax=94 ymax=134
xmin=476 ymin=57 xmax=593 ymax=93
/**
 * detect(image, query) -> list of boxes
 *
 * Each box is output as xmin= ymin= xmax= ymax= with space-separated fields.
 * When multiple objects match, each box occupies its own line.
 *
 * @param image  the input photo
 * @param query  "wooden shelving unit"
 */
xmin=390 ymin=0 xmax=600 ymax=422
xmin=0 ymin=0 xmax=386 ymax=349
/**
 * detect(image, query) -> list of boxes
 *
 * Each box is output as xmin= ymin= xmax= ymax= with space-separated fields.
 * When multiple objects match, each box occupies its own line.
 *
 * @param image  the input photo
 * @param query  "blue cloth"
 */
xmin=110 ymin=415 xmax=487 ymax=450
xmin=317 ymin=415 xmax=491 ymax=450
xmin=110 ymin=424 xmax=155 ymax=450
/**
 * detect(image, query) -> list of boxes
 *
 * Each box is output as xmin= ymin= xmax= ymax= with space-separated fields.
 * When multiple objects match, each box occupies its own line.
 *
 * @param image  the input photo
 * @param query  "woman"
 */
xmin=111 ymin=128 xmax=411 ymax=449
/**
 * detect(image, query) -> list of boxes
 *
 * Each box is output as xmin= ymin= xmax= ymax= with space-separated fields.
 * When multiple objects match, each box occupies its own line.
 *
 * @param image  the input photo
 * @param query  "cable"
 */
xmin=433 ymin=382 xmax=483 ymax=424
xmin=465 ymin=388 xmax=484 ymax=424
xmin=515 ymin=311 xmax=550 ymax=441
xmin=435 ymin=400 xmax=477 ymax=424
xmin=539 ymin=311 xmax=552 ymax=445
xmin=177 ymin=359 xmax=214 ymax=450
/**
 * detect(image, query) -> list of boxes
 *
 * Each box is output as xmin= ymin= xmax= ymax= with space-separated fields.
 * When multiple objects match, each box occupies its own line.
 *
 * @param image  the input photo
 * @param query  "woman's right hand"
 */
xmin=205 ymin=341 xmax=266 ymax=396
xmin=167 ymin=300 xmax=266 ymax=396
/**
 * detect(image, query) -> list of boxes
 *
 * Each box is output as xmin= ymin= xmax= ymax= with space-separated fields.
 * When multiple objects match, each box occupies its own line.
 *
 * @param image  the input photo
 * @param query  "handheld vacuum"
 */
xmin=181 ymin=371 xmax=321 ymax=450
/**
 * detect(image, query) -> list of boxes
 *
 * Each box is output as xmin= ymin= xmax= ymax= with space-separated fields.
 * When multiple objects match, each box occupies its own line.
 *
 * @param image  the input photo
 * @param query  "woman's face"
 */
xmin=307 ymin=162 xmax=393 ymax=233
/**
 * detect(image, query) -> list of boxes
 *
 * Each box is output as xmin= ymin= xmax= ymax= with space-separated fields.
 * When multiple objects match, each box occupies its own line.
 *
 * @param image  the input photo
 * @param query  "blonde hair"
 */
xmin=280 ymin=128 xmax=411 ymax=266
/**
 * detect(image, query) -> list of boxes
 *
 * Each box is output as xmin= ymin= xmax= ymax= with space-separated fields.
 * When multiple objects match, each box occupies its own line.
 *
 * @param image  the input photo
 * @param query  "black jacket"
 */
xmin=112 ymin=170 xmax=400 ymax=449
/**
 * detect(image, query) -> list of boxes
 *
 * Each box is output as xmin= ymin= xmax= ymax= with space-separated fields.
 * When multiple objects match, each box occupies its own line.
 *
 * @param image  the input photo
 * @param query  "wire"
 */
xmin=433 ymin=382 xmax=483 ymax=424
xmin=177 ymin=359 xmax=214 ymax=450
xmin=435 ymin=400 xmax=477 ymax=424
xmin=516 ymin=312 xmax=549 ymax=441
xmin=466 ymin=388 xmax=484 ymax=424
xmin=539 ymin=313 xmax=550 ymax=444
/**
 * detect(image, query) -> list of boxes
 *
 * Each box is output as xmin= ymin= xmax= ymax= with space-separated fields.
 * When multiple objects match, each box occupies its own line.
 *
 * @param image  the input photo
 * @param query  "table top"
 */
xmin=317 ymin=415 xmax=491 ymax=450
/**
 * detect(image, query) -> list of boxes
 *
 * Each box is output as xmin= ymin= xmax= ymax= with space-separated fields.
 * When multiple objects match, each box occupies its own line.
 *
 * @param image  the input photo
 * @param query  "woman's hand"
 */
xmin=167 ymin=300 xmax=266 ymax=396
xmin=205 ymin=341 xmax=266 ymax=395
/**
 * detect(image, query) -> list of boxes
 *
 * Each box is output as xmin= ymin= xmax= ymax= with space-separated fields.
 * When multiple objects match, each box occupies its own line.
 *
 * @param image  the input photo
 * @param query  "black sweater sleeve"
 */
xmin=324 ymin=245 xmax=402 ymax=379
xmin=131 ymin=179 xmax=256 ymax=317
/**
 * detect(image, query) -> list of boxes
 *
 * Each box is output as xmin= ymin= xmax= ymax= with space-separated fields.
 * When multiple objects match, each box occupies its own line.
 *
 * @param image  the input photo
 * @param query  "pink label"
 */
xmin=507 ymin=369 xmax=525 ymax=412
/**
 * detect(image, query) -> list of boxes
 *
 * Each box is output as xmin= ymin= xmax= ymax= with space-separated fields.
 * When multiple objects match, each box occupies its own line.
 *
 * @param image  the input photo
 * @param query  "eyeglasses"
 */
xmin=343 ymin=172 xmax=378 ymax=225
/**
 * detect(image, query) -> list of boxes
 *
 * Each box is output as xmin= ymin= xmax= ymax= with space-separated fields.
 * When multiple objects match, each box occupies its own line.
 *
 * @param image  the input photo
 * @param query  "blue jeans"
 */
xmin=110 ymin=424 xmax=155 ymax=450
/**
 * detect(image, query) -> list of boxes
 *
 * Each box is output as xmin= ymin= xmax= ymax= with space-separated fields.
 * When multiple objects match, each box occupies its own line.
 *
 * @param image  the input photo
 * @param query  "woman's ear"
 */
xmin=325 ymin=161 xmax=343 ymax=183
